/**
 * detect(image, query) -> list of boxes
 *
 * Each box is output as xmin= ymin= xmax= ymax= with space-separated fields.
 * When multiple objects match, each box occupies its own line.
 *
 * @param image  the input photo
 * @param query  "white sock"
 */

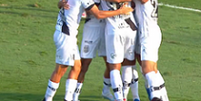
xmin=44 ymin=80 xmax=59 ymax=101
xmin=145 ymin=71 xmax=161 ymax=99
xmin=103 ymin=77 xmax=111 ymax=93
xmin=64 ymin=79 xmax=77 ymax=101
xmin=121 ymin=65 xmax=132 ymax=99
xmin=73 ymin=83 xmax=83 ymax=100
xmin=110 ymin=69 xmax=123 ymax=100
xmin=130 ymin=65 xmax=140 ymax=100
xmin=140 ymin=66 xmax=151 ymax=100
xmin=156 ymin=71 xmax=169 ymax=101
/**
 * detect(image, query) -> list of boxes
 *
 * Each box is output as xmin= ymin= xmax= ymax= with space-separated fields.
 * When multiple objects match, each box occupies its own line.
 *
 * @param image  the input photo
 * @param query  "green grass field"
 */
xmin=0 ymin=0 xmax=201 ymax=101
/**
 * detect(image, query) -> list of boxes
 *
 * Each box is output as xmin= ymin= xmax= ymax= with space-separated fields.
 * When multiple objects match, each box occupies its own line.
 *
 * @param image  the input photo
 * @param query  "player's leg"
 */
xmin=142 ymin=61 xmax=162 ymax=99
xmin=121 ymin=59 xmax=140 ymax=101
xmin=73 ymin=51 xmax=93 ymax=100
xmin=122 ymin=26 xmax=139 ymax=101
xmin=64 ymin=59 xmax=81 ymax=101
xmin=102 ymin=57 xmax=115 ymax=101
xmin=109 ymin=63 xmax=123 ymax=101
xmin=43 ymin=64 xmax=68 ymax=101
xmin=73 ymin=58 xmax=92 ymax=101
xmin=77 ymin=59 xmax=92 ymax=82
xmin=133 ymin=28 xmax=151 ymax=100
xmin=155 ymin=68 xmax=169 ymax=101
xmin=105 ymin=28 xmax=124 ymax=100
xmin=73 ymin=22 xmax=102 ymax=100
xmin=141 ymin=42 xmax=168 ymax=101
xmin=43 ymin=30 xmax=78 ymax=101
xmin=135 ymin=53 xmax=152 ymax=101
xmin=96 ymin=25 xmax=115 ymax=100
xmin=64 ymin=45 xmax=82 ymax=101
xmin=131 ymin=55 xmax=140 ymax=101
xmin=121 ymin=59 xmax=134 ymax=101
xmin=131 ymin=64 xmax=140 ymax=101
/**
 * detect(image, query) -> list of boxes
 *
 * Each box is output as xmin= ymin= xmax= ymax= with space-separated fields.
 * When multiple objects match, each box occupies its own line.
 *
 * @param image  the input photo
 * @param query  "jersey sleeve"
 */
xmin=94 ymin=0 xmax=100 ymax=3
xmin=81 ymin=0 xmax=95 ymax=10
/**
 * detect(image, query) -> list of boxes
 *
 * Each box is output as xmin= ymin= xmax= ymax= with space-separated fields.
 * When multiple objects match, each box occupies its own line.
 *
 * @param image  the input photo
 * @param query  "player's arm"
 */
xmin=88 ymin=3 xmax=133 ymax=19
xmin=139 ymin=0 xmax=148 ymax=4
xmin=105 ymin=0 xmax=131 ymax=3
xmin=131 ymin=1 xmax=135 ymax=8
xmin=58 ymin=0 xmax=69 ymax=9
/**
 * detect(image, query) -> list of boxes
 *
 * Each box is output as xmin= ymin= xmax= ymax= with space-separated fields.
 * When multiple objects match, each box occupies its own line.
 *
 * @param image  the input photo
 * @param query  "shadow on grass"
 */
xmin=79 ymin=95 xmax=107 ymax=101
xmin=0 ymin=93 xmax=45 ymax=101
xmin=0 ymin=93 xmax=107 ymax=101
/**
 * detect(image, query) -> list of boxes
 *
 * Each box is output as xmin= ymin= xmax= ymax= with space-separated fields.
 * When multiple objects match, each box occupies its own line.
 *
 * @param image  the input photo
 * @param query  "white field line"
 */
xmin=158 ymin=3 xmax=201 ymax=13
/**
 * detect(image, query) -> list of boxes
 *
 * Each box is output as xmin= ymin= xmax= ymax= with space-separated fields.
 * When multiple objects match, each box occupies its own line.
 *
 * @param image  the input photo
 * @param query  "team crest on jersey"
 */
xmin=128 ymin=50 xmax=133 ymax=56
xmin=127 ymin=46 xmax=134 ymax=56
xmin=83 ymin=45 xmax=89 ymax=53
xmin=110 ymin=53 xmax=117 ymax=59
xmin=56 ymin=54 xmax=62 ymax=60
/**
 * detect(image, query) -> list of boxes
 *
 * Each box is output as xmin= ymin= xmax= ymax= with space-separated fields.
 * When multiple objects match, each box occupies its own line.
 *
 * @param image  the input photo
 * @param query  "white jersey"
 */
xmin=101 ymin=0 xmax=136 ymax=30
xmin=133 ymin=0 xmax=159 ymax=37
xmin=55 ymin=0 xmax=95 ymax=37
xmin=85 ymin=0 xmax=105 ymax=26
xmin=101 ymin=0 xmax=137 ymax=63
xmin=54 ymin=0 xmax=95 ymax=66
xmin=134 ymin=0 xmax=161 ymax=62
xmin=81 ymin=0 xmax=106 ymax=58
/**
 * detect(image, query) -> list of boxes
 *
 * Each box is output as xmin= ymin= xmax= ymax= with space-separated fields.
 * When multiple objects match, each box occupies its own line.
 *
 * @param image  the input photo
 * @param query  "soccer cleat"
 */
xmin=73 ymin=94 xmax=80 ymax=101
xmin=151 ymin=97 xmax=162 ymax=101
xmin=134 ymin=99 xmax=140 ymax=101
xmin=102 ymin=90 xmax=115 ymax=101
xmin=42 ymin=98 xmax=46 ymax=101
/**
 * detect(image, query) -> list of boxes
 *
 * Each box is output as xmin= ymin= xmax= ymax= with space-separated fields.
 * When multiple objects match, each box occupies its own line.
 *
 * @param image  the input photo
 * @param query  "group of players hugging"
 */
xmin=42 ymin=0 xmax=169 ymax=101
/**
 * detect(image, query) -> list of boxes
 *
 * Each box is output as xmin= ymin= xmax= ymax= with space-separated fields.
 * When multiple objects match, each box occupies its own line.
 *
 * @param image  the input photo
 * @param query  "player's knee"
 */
xmin=80 ymin=65 xmax=89 ymax=73
xmin=80 ymin=59 xmax=92 ymax=73
xmin=122 ymin=59 xmax=135 ymax=66
xmin=73 ymin=61 xmax=82 ymax=73
xmin=54 ymin=64 xmax=68 ymax=75
xmin=141 ymin=61 xmax=157 ymax=74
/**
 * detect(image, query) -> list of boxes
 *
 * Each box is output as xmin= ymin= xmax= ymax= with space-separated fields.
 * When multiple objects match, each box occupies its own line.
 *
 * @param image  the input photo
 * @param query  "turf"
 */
xmin=0 ymin=0 xmax=201 ymax=101
xmin=159 ymin=0 xmax=201 ymax=10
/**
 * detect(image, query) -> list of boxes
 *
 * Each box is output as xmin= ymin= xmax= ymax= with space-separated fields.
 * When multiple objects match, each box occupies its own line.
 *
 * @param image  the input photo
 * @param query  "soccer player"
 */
xmin=73 ymin=1 xmax=114 ymax=101
xmin=133 ymin=0 xmax=169 ymax=101
xmin=42 ymin=0 xmax=133 ymax=101
xmin=120 ymin=2 xmax=140 ymax=100
xmin=121 ymin=57 xmax=140 ymax=101
xmin=121 ymin=31 xmax=141 ymax=101
xmin=101 ymin=0 xmax=138 ymax=100
xmin=73 ymin=11 xmax=114 ymax=101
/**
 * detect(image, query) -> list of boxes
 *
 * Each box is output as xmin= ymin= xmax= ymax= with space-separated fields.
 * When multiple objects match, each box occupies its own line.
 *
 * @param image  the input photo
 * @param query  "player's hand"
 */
xmin=139 ymin=0 xmax=148 ymax=4
xmin=119 ymin=3 xmax=133 ymax=15
xmin=58 ymin=0 xmax=70 ymax=10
